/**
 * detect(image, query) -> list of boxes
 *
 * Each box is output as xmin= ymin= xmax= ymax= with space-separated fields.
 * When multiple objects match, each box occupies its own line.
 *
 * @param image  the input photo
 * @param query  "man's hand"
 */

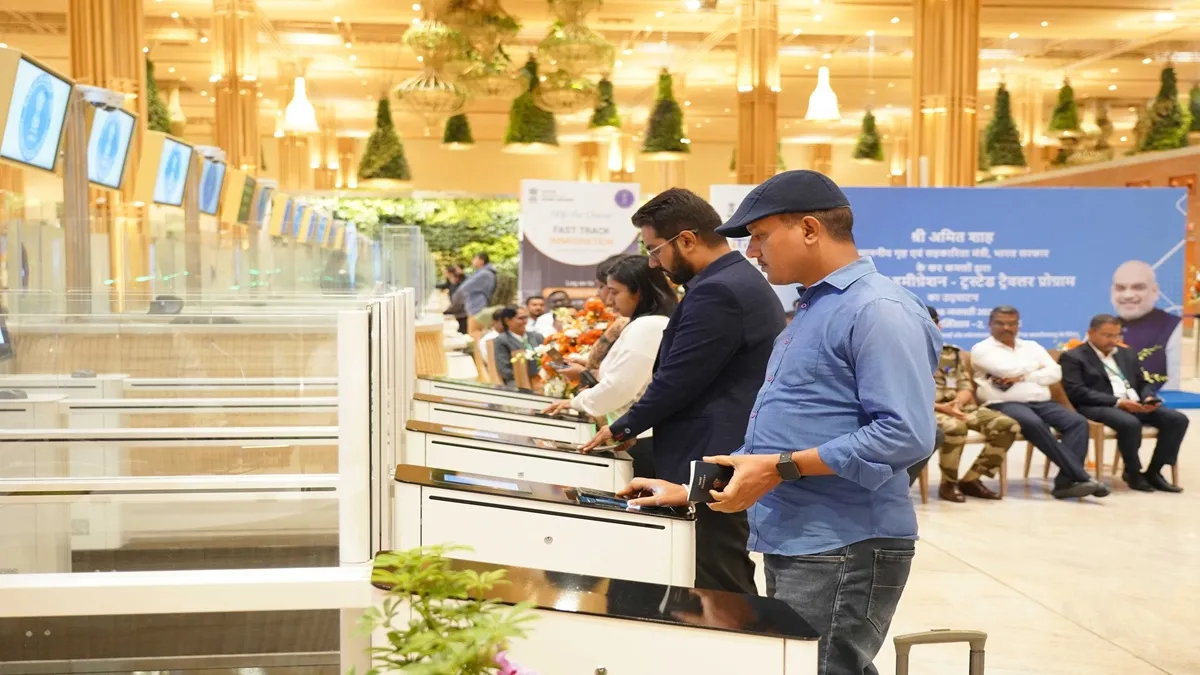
xmin=935 ymin=402 xmax=968 ymax=420
xmin=703 ymin=453 xmax=782 ymax=513
xmin=580 ymin=425 xmax=613 ymax=454
xmin=616 ymin=478 xmax=689 ymax=507
xmin=1118 ymin=399 xmax=1151 ymax=414
xmin=541 ymin=400 xmax=573 ymax=416
xmin=553 ymin=363 xmax=587 ymax=379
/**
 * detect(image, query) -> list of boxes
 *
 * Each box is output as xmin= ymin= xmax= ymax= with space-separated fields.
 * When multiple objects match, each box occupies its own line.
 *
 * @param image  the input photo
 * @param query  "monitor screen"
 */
xmin=236 ymin=175 xmax=256 ymax=225
xmin=291 ymin=203 xmax=307 ymax=237
xmin=441 ymin=474 xmax=521 ymax=492
xmin=152 ymin=138 xmax=193 ymax=207
xmin=198 ymin=158 xmax=226 ymax=216
xmin=254 ymin=185 xmax=274 ymax=226
xmin=279 ymin=198 xmax=294 ymax=235
xmin=0 ymin=319 xmax=12 ymax=362
xmin=86 ymin=107 xmax=135 ymax=189
xmin=0 ymin=58 xmax=72 ymax=172
xmin=306 ymin=212 xmax=321 ymax=242
xmin=315 ymin=214 xmax=329 ymax=243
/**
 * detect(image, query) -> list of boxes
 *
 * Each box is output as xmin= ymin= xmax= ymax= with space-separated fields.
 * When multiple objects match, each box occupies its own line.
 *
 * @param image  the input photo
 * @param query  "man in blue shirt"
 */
xmin=619 ymin=171 xmax=941 ymax=675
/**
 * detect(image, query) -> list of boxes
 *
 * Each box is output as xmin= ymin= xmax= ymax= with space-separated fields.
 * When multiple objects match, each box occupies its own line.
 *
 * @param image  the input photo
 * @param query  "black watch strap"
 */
xmin=776 ymin=452 xmax=802 ymax=481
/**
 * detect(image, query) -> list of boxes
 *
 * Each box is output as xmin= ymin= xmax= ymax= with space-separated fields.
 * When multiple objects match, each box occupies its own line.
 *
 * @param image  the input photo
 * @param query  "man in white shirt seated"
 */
xmin=970 ymin=306 xmax=1110 ymax=500
xmin=1060 ymin=314 xmax=1186 ymax=493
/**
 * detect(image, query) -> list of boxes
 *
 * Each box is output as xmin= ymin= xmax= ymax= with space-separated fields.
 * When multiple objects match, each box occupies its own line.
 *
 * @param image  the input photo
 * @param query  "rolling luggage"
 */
xmin=894 ymin=629 xmax=987 ymax=675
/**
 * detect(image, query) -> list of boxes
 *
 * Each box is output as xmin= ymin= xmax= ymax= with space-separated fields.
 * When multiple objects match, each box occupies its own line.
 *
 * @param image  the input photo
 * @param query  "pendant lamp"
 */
xmin=284 ymin=76 xmax=320 ymax=134
xmin=805 ymin=66 xmax=841 ymax=122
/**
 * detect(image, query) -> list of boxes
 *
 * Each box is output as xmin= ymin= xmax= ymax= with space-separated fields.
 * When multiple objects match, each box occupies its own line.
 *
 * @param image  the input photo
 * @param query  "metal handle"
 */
xmin=894 ymin=629 xmax=987 ymax=675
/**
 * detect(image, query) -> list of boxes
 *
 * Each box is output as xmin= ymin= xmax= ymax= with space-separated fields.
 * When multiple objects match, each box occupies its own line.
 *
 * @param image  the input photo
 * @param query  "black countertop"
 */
xmin=372 ymin=557 xmax=819 ymax=642
xmin=406 ymin=419 xmax=632 ymax=462
xmin=394 ymin=463 xmax=692 ymax=521
xmin=413 ymin=392 xmax=594 ymax=424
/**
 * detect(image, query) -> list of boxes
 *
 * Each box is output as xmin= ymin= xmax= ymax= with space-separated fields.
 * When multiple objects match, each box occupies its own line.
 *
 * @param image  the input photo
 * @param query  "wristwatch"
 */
xmin=776 ymin=452 xmax=803 ymax=481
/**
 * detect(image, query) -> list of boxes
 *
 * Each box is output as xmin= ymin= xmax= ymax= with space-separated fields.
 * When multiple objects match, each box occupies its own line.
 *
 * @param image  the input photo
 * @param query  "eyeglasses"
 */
xmin=646 ymin=230 xmax=697 ymax=260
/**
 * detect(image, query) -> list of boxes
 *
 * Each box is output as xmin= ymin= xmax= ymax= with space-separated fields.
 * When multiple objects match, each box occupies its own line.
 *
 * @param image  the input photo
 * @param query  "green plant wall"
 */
xmin=146 ymin=59 xmax=172 ymax=134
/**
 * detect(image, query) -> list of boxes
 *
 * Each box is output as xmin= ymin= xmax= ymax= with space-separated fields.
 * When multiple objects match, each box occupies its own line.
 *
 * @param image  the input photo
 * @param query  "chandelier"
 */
xmin=444 ymin=0 xmax=520 ymax=55
xmin=548 ymin=0 xmax=602 ymax=24
xmin=460 ymin=50 xmax=522 ymax=98
xmin=537 ymin=23 xmax=614 ymax=76
xmin=403 ymin=19 xmax=466 ymax=68
xmin=394 ymin=68 xmax=467 ymax=116
xmin=805 ymin=66 xmax=841 ymax=122
xmin=533 ymin=69 xmax=598 ymax=114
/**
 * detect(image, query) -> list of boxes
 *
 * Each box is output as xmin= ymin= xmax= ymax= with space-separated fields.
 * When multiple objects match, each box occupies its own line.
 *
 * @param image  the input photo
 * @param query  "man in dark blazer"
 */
xmin=581 ymin=187 xmax=786 ymax=594
xmin=1060 ymin=314 xmax=1187 ymax=493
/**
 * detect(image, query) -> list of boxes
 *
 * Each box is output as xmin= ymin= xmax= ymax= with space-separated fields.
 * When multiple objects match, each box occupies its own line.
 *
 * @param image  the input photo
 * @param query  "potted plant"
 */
xmin=1138 ymin=65 xmax=1191 ymax=153
xmin=362 ymin=545 xmax=537 ymax=674
xmin=359 ymin=98 xmax=413 ymax=187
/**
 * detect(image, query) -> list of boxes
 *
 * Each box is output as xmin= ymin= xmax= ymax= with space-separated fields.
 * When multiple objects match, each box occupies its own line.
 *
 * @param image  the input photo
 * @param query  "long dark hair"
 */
xmin=607 ymin=255 xmax=677 ymax=319
xmin=596 ymin=253 xmax=633 ymax=283
xmin=496 ymin=306 xmax=520 ymax=333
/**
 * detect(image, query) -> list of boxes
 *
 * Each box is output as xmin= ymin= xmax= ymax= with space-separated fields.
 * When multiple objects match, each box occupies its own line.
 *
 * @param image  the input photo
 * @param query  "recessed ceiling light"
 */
xmin=813 ymin=14 xmax=823 ymax=21
xmin=622 ymin=48 xmax=632 ymax=55
xmin=200 ymin=35 xmax=208 ymax=43
xmin=822 ymin=52 xmax=831 ymax=59
xmin=644 ymin=24 xmax=652 ymax=31
xmin=257 ymin=92 xmax=263 ymax=98
xmin=170 ymin=11 xmax=179 ymax=18
xmin=887 ymin=82 xmax=894 ymax=88
xmin=685 ymin=0 xmax=701 ymax=10
xmin=804 ymin=64 xmax=812 ymax=70
xmin=1110 ymin=67 xmax=1119 ymax=73
xmin=412 ymin=3 xmax=421 ymax=10
xmin=1143 ymin=57 xmax=1153 ymax=64
xmin=793 ymin=28 xmax=802 ymax=35
xmin=656 ymin=11 xmax=664 ymax=17
xmin=209 ymin=97 xmax=216 ymax=103
xmin=615 ymin=59 xmax=623 ymax=68
xmin=167 ymin=66 xmax=175 ymax=73
xmin=1155 ymin=11 xmax=1175 ymax=21
xmin=1109 ymin=84 xmax=1117 ymax=90
xmin=890 ymin=16 xmax=900 ymax=23
xmin=1009 ymin=31 xmax=1019 ymax=39
xmin=333 ymin=15 xmax=341 ymax=22
xmin=684 ymin=100 xmax=691 ymax=106
xmin=200 ymin=90 xmax=207 ymax=96
xmin=415 ymin=55 xmax=422 ymax=62
xmin=346 ymin=41 xmax=353 ymax=48
xmin=142 ymin=46 xmax=150 ymax=53
xmin=866 ymin=29 xmax=875 ymax=36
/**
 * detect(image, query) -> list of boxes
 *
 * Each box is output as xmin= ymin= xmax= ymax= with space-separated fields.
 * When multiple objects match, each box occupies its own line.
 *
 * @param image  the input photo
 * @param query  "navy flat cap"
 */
xmin=716 ymin=170 xmax=850 ymax=238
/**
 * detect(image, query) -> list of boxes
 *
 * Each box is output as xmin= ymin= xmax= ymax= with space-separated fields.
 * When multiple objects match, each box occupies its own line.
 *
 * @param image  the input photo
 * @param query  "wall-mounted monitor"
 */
xmin=253 ymin=182 xmax=275 ymax=227
xmin=291 ymin=203 xmax=309 ymax=239
xmin=0 ymin=52 xmax=73 ymax=173
xmin=314 ymin=213 xmax=330 ymax=245
xmin=151 ymin=137 xmax=193 ymax=207
xmin=267 ymin=193 xmax=291 ymax=237
xmin=197 ymin=158 xmax=226 ymax=216
xmin=86 ymin=107 xmax=136 ymax=190
xmin=236 ymin=175 xmax=256 ymax=225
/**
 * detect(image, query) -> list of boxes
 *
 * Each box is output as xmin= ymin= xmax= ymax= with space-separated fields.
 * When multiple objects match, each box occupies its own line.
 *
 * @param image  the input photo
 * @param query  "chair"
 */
xmin=1096 ymin=426 xmax=1181 ymax=486
xmin=484 ymin=338 xmax=503 ymax=385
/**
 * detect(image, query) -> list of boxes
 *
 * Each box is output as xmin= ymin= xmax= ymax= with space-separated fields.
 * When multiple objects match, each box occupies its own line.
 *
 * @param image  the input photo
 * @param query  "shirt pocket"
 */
xmin=774 ymin=347 xmax=823 ymax=388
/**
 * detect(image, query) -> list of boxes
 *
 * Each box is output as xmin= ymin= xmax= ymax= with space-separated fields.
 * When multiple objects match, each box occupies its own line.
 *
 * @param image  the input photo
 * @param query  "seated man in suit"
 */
xmin=1060 ymin=314 xmax=1186 ymax=493
xmin=971 ymin=306 xmax=1109 ymax=500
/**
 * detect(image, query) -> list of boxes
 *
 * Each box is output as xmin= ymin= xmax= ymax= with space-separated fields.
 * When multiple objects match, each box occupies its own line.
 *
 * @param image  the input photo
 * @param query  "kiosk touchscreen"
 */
xmin=314 ymin=213 xmax=330 ymax=245
xmin=217 ymin=168 xmax=249 ymax=223
xmin=85 ymin=107 xmax=136 ymax=190
xmin=298 ymin=208 xmax=319 ymax=243
xmin=197 ymin=157 xmax=226 ymax=216
xmin=0 ymin=51 xmax=73 ymax=173
xmin=236 ymin=174 xmax=256 ymax=225
xmin=291 ymin=203 xmax=311 ymax=239
xmin=268 ymin=194 xmax=293 ymax=237
xmin=253 ymin=181 xmax=275 ymax=228
xmin=134 ymin=134 xmax=193 ymax=207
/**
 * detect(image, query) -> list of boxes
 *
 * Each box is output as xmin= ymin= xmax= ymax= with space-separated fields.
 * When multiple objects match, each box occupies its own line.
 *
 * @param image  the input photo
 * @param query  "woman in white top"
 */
xmin=543 ymin=255 xmax=677 ymax=476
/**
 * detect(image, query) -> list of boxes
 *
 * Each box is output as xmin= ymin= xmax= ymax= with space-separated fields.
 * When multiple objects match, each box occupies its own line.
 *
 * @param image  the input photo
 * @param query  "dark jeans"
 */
xmin=990 ymin=401 xmax=1091 ymax=488
xmin=627 ymin=436 xmax=657 ymax=479
xmin=694 ymin=505 xmax=757 ymax=594
xmin=766 ymin=538 xmax=916 ymax=675
xmin=1076 ymin=404 xmax=1189 ymax=474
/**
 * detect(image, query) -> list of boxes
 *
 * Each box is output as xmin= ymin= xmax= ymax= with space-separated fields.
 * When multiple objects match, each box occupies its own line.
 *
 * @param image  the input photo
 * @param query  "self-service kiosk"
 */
xmin=415 ymin=376 xmax=558 ymax=410
xmin=393 ymin=464 xmax=694 ymax=586
xmin=404 ymin=420 xmax=633 ymax=492
xmin=410 ymin=394 xmax=597 ymax=444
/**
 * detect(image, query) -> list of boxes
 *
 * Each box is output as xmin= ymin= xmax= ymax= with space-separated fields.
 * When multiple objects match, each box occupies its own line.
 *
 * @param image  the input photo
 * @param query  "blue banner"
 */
xmin=844 ymin=187 xmax=1187 ymax=389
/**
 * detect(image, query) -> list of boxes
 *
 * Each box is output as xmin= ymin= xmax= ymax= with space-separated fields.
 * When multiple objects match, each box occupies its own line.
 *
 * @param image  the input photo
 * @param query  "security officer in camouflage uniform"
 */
xmin=929 ymin=307 xmax=1019 ymax=502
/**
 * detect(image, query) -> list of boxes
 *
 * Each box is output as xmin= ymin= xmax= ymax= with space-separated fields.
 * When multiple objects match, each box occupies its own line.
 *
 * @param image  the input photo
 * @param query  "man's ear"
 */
xmin=802 ymin=215 xmax=822 ymax=241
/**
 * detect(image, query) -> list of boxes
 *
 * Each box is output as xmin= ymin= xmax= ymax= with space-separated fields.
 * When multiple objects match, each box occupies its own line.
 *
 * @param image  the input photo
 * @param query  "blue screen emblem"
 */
xmin=614 ymin=189 xmax=635 ymax=209
xmin=202 ymin=164 xmax=220 ymax=208
xmin=164 ymin=148 xmax=183 ymax=194
xmin=96 ymin=115 xmax=121 ymax=180
xmin=18 ymin=74 xmax=54 ymax=162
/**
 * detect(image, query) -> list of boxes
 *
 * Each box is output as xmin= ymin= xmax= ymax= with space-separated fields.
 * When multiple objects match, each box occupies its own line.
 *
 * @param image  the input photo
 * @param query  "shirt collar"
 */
xmin=1090 ymin=342 xmax=1115 ymax=360
xmin=814 ymin=257 xmax=877 ymax=292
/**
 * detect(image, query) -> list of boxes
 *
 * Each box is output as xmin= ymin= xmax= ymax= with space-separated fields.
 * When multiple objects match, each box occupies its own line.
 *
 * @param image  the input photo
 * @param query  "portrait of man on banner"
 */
xmin=1110 ymin=259 xmax=1181 ymax=391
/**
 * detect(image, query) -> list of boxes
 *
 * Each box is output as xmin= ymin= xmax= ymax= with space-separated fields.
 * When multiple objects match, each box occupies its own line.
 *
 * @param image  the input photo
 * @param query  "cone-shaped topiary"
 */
xmin=1095 ymin=103 xmax=1114 ymax=151
xmin=1048 ymin=79 xmax=1081 ymax=135
xmin=985 ymin=83 xmax=1026 ymax=169
xmin=442 ymin=113 xmax=474 ymax=146
xmin=852 ymin=111 xmax=884 ymax=161
xmin=977 ymin=127 xmax=990 ymax=173
xmin=504 ymin=57 xmax=557 ymax=147
xmin=1189 ymin=84 xmax=1200 ymax=132
xmin=358 ymin=98 xmax=413 ymax=181
xmin=642 ymin=69 xmax=688 ymax=154
xmin=1139 ymin=66 xmax=1191 ymax=152
xmin=589 ymin=77 xmax=621 ymax=132
xmin=146 ymin=58 xmax=172 ymax=134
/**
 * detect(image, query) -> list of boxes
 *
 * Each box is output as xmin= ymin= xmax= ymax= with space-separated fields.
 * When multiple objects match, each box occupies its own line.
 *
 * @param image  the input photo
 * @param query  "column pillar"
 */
xmin=68 ymin=0 xmax=148 ymax=311
xmin=337 ymin=137 xmax=360 ymax=189
xmin=734 ymin=0 xmax=779 ymax=184
xmin=809 ymin=144 xmax=833 ymax=175
xmin=1018 ymin=75 xmax=1046 ymax=174
xmin=277 ymin=64 xmax=313 ymax=191
xmin=911 ymin=0 xmax=980 ymax=186
xmin=213 ymin=0 xmax=260 ymax=174
xmin=313 ymin=106 xmax=338 ymax=190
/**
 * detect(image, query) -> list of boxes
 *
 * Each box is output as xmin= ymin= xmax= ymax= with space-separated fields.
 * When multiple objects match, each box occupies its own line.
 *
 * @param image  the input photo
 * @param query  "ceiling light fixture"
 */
xmin=685 ymin=0 xmax=701 ymax=10
xmin=350 ymin=54 xmax=358 ymax=61
xmin=1143 ymin=57 xmax=1153 ymax=64
xmin=1155 ymin=11 xmax=1175 ymax=21
xmin=200 ymin=35 xmax=209 ymax=43
xmin=656 ymin=11 xmax=664 ymax=17
xmin=333 ymin=16 xmax=342 ymax=23
xmin=1110 ymin=67 xmax=1119 ymax=73
xmin=813 ymin=14 xmax=823 ymax=21
xmin=1040 ymin=20 xmax=1049 ymax=27
xmin=284 ymin=76 xmax=320 ymax=134
xmin=1109 ymin=84 xmax=1117 ymax=90
xmin=142 ymin=46 xmax=150 ymax=53
xmin=805 ymin=66 xmax=840 ymax=121
xmin=412 ymin=3 xmax=421 ymax=10
xmin=170 ymin=11 xmax=179 ymax=19
xmin=1009 ymin=31 xmax=1019 ymax=39
xmin=345 ymin=41 xmax=352 ymax=48
xmin=866 ymin=29 xmax=875 ymax=36
xmin=793 ymin=28 xmax=802 ymax=35
xmin=1120 ymin=136 xmax=1128 ymax=142
xmin=890 ymin=16 xmax=900 ymax=23
xmin=167 ymin=66 xmax=176 ymax=73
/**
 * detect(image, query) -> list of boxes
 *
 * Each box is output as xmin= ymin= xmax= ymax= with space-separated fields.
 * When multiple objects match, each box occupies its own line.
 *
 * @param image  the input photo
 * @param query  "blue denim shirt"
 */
xmin=738 ymin=257 xmax=942 ymax=556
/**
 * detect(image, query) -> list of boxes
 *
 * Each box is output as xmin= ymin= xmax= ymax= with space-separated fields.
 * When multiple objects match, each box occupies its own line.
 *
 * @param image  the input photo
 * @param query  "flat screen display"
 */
xmin=315 ymin=214 xmax=329 ymax=243
xmin=236 ymin=175 xmax=256 ymax=225
xmin=278 ymin=198 xmax=294 ymax=235
xmin=441 ymin=474 xmax=521 ymax=492
xmin=198 ymin=158 xmax=226 ymax=216
xmin=254 ymin=185 xmax=274 ymax=226
xmin=152 ymin=138 xmax=193 ymax=207
xmin=291 ymin=203 xmax=307 ymax=237
xmin=0 ymin=58 xmax=72 ymax=172
xmin=86 ymin=107 xmax=135 ymax=189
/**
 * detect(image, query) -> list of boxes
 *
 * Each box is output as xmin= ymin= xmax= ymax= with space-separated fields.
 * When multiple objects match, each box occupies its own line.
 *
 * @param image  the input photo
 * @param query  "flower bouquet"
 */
xmin=529 ymin=297 xmax=616 ymax=399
